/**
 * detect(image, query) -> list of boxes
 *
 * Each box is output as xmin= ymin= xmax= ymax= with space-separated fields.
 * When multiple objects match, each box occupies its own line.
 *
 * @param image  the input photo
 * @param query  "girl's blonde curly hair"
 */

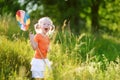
xmin=34 ymin=17 xmax=55 ymax=35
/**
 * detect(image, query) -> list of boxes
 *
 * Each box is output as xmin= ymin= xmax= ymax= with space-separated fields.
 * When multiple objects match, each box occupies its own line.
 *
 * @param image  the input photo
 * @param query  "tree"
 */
xmin=22 ymin=0 xmax=82 ymax=34
xmin=2 ymin=0 xmax=119 ymax=34
xmin=56 ymin=0 xmax=81 ymax=33
xmin=0 ymin=0 xmax=22 ymax=15
xmin=99 ymin=0 xmax=120 ymax=33
xmin=80 ymin=0 xmax=102 ymax=33
xmin=91 ymin=0 xmax=101 ymax=33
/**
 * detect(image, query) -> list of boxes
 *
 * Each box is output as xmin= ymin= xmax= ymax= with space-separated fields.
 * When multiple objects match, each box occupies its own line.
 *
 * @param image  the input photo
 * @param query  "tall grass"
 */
xmin=0 ymin=15 xmax=120 ymax=80
xmin=0 ymin=35 xmax=33 ymax=80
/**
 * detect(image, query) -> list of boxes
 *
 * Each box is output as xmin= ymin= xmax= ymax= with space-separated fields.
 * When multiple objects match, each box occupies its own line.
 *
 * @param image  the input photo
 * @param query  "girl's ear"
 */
xmin=34 ymin=23 xmax=41 ymax=29
xmin=47 ymin=25 xmax=55 ymax=36
xmin=51 ymin=25 xmax=55 ymax=31
xmin=36 ymin=26 xmax=40 ymax=29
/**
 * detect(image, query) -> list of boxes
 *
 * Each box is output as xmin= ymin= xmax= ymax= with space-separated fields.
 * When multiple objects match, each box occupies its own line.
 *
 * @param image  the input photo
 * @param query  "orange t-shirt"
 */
xmin=34 ymin=34 xmax=50 ymax=59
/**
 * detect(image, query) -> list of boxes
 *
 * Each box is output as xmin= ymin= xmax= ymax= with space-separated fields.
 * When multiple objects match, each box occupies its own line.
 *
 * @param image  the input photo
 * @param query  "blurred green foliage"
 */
xmin=1 ymin=0 xmax=120 ymax=34
xmin=0 ymin=15 xmax=120 ymax=80
xmin=0 ymin=1 xmax=120 ymax=79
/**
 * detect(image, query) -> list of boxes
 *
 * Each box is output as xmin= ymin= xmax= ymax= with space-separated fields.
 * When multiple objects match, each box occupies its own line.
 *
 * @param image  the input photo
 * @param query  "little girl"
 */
xmin=30 ymin=17 xmax=54 ymax=80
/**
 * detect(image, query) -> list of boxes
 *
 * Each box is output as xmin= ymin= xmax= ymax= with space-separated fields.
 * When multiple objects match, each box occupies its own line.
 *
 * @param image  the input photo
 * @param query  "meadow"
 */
xmin=0 ymin=14 xmax=120 ymax=80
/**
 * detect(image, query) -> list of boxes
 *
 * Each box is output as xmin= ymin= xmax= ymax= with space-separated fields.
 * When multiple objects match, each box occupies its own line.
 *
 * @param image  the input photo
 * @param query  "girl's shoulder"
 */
xmin=34 ymin=34 xmax=42 ymax=41
xmin=35 ymin=33 xmax=42 ymax=37
xmin=35 ymin=33 xmax=50 ymax=41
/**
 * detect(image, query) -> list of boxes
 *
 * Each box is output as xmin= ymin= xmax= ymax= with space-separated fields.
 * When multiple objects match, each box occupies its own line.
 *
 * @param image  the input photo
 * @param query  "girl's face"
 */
xmin=40 ymin=20 xmax=51 ymax=34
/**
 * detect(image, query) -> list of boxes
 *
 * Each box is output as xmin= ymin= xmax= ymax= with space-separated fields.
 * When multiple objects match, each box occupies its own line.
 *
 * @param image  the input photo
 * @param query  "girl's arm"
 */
xmin=29 ymin=33 xmax=38 ymax=50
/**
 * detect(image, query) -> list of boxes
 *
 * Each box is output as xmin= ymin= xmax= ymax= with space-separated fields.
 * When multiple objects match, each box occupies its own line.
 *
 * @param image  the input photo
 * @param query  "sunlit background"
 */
xmin=0 ymin=0 xmax=120 ymax=80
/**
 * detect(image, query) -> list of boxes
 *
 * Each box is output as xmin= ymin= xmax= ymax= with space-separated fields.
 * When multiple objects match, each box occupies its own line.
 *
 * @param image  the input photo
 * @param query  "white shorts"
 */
xmin=32 ymin=71 xmax=44 ymax=78
xmin=30 ymin=58 xmax=51 ymax=78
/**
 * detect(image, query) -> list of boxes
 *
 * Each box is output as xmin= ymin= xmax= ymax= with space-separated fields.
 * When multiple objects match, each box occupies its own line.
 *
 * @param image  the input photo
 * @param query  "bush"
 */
xmin=0 ymin=36 xmax=33 ymax=80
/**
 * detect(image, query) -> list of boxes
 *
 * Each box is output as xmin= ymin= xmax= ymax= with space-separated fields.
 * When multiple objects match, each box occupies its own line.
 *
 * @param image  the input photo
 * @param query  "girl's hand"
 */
xmin=29 ymin=33 xmax=38 ymax=50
